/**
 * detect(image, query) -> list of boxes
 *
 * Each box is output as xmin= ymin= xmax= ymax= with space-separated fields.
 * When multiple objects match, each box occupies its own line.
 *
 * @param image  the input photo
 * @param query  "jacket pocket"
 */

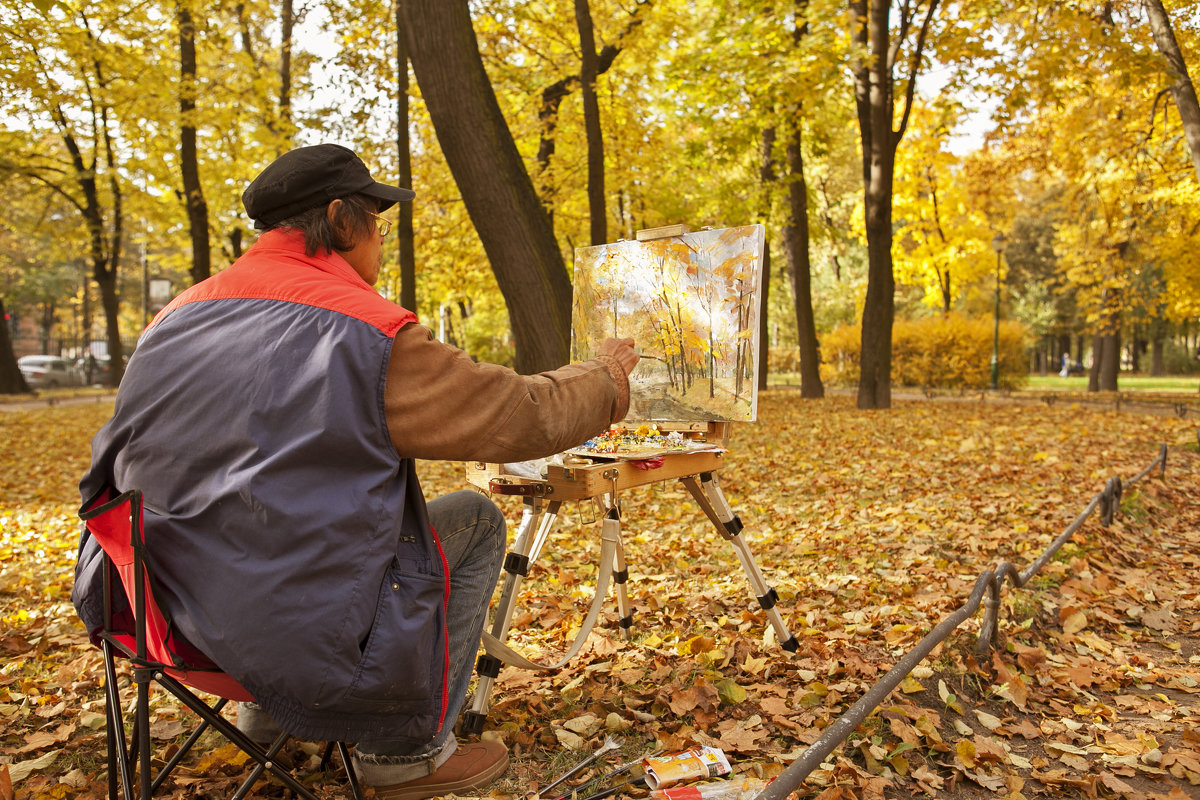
xmin=341 ymin=564 xmax=445 ymax=715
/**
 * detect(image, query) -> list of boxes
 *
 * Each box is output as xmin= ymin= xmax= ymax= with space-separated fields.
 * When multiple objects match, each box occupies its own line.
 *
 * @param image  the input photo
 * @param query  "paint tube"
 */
xmin=641 ymin=746 xmax=732 ymax=789
xmin=650 ymin=775 xmax=791 ymax=800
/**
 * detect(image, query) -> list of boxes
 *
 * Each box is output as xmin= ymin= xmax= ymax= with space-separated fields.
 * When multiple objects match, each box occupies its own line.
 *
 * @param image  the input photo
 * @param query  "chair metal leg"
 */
xmin=230 ymin=731 xmax=291 ymax=800
xmin=154 ymin=673 xmax=324 ymax=800
xmin=151 ymin=697 xmax=226 ymax=793
xmin=320 ymin=741 xmax=365 ymax=800
xmin=133 ymin=668 xmax=153 ymax=800
xmin=102 ymin=641 xmax=132 ymax=800
xmin=338 ymin=741 xmax=365 ymax=800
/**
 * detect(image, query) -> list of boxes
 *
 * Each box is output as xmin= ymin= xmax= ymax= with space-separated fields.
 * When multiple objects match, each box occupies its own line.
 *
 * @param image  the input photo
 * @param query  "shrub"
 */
xmin=768 ymin=347 xmax=804 ymax=375
xmin=819 ymin=313 xmax=1030 ymax=390
xmin=1162 ymin=340 xmax=1200 ymax=375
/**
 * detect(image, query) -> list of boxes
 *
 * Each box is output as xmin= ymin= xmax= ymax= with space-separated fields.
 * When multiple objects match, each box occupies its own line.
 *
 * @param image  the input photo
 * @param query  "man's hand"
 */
xmin=597 ymin=337 xmax=639 ymax=375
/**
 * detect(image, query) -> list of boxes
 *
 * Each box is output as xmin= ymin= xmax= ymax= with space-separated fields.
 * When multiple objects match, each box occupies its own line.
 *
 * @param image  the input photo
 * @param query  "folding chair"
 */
xmin=79 ymin=486 xmax=364 ymax=800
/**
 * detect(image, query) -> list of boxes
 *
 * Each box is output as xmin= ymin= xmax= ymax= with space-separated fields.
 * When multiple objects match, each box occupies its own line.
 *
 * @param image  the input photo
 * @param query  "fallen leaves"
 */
xmin=3 ymin=395 xmax=1199 ymax=800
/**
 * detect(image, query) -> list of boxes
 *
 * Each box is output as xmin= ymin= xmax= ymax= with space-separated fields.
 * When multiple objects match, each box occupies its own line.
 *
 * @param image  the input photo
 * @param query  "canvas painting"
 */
xmin=572 ymin=224 xmax=765 ymax=422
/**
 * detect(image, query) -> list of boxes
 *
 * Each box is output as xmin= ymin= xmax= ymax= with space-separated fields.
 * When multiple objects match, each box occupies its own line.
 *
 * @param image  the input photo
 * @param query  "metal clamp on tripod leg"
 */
xmin=680 ymin=472 xmax=798 ymax=653
xmin=463 ymin=496 xmax=560 ymax=735
xmin=600 ymin=503 xmax=635 ymax=640
xmin=464 ymin=502 xmax=623 ymax=733
xmin=480 ymin=523 xmax=621 ymax=670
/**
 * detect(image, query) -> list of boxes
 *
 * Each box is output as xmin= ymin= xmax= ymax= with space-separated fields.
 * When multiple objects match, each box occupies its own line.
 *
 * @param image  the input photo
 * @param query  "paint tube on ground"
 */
xmin=649 ymin=775 xmax=789 ymax=800
xmin=641 ymin=746 xmax=732 ymax=789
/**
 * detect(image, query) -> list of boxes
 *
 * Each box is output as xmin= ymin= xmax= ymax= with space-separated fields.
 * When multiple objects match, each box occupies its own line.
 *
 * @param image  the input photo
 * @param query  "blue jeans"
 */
xmin=352 ymin=490 xmax=505 ymax=785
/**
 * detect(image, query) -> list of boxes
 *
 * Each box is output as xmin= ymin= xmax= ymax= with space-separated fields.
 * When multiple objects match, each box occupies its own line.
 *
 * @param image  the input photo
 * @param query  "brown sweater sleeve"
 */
xmin=383 ymin=323 xmax=630 ymax=462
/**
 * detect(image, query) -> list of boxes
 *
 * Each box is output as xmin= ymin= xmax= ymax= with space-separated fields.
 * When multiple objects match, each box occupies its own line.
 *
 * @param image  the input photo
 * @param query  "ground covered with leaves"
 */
xmin=2 ymin=393 xmax=1197 ymax=800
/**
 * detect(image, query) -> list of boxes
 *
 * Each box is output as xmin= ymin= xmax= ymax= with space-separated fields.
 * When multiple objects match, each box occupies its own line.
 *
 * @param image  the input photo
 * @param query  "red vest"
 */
xmin=75 ymin=230 xmax=449 ymax=744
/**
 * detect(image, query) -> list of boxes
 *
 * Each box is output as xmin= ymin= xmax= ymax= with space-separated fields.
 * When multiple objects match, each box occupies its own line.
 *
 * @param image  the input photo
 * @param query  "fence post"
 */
xmin=755 ymin=444 xmax=1174 ymax=800
xmin=1100 ymin=476 xmax=1122 ymax=527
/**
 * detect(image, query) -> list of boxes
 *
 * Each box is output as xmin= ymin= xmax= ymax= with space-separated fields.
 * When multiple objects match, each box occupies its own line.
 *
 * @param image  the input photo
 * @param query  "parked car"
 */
xmin=17 ymin=355 xmax=84 ymax=389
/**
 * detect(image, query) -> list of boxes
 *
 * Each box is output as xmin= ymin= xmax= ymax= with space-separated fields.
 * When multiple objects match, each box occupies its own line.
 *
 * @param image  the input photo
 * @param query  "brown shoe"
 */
xmin=368 ymin=740 xmax=509 ymax=800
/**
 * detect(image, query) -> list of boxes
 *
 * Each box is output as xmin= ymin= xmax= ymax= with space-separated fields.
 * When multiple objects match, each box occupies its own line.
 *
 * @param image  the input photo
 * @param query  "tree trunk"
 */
xmin=757 ymin=126 xmax=775 ymax=393
xmin=279 ymin=0 xmax=295 ymax=136
xmin=399 ymin=0 xmax=572 ymax=373
xmin=1144 ymin=0 xmax=1200 ymax=184
xmin=1099 ymin=328 xmax=1120 ymax=390
xmin=786 ymin=2 xmax=823 ymax=399
xmin=178 ymin=1 xmax=211 ymax=285
xmin=1088 ymin=332 xmax=1101 ymax=391
xmin=575 ymin=0 xmax=607 ymax=246
xmin=757 ymin=245 xmax=771 ymax=392
xmin=99 ymin=112 xmax=126 ymax=384
xmin=1090 ymin=288 xmax=1120 ymax=392
xmin=395 ymin=4 xmax=417 ymax=312
xmin=784 ymin=120 xmax=824 ymax=399
xmin=1150 ymin=319 xmax=1165 ymax=376
xmin=537 ymin=5 xmax=645 ymax=214
xmin=848 ymin=0 xmax=937 ymax=408
xmin=0 ymin=298 xmax=31 ymax=394
xmin=851 ymin=0 xmax=896 ymax=409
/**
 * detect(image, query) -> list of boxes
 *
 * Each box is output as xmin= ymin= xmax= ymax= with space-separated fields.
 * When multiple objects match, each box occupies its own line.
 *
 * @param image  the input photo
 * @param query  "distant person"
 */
xmin=82 ymin=351 xmax=97 ymax=384
xmin=1060 ymin=352 xmax=1070 ymax=378
xmin=72 ymin=143 xmax=640 ymax=799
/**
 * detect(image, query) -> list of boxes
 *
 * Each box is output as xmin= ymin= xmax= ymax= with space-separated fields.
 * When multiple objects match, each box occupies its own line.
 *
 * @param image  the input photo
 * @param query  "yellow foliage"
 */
xmin=819 ymin=313 xmax=1030 ymax=390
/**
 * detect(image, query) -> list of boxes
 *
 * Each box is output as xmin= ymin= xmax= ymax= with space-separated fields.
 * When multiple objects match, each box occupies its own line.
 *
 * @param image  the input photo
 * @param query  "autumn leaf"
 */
xmin=956 ymin=739 xmax=977 ymax=769
xmin=1060 ymin=607 xmax=1088 ymax=635
xmin=4 ymin=395 xmax=1199 ymax=799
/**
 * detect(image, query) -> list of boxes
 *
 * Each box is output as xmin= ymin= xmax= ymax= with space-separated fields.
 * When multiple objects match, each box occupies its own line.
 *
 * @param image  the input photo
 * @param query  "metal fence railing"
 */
xmin=755 ymin=442 xmax=1178 ymax=800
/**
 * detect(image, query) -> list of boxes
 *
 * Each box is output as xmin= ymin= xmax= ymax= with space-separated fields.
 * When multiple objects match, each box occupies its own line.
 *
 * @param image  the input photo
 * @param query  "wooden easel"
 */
xmin=460 ymin=421 xmax=797 ymax=734
xmin=460 ymin=222 xmax=797 ymax=735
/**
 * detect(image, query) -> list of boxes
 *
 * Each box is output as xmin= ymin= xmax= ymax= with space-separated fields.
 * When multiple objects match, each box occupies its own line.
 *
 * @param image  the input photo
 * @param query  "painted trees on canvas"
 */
xmin=572 ymin=225 xmax=764 ymax=422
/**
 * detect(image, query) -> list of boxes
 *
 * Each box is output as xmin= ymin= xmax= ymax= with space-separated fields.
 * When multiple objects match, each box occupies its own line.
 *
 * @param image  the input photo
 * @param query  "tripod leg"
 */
xmin=602 ymin=507 xmax=634 ymax=640
xmin=463 ymin=497 xmax=560 ymax=735
xmin=680 ymin=473 xmax=798 ymax=652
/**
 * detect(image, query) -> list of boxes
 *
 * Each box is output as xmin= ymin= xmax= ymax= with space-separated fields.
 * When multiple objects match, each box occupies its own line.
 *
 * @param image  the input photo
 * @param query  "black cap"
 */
xmin=242 ymin=143 xmax=415 ymax=229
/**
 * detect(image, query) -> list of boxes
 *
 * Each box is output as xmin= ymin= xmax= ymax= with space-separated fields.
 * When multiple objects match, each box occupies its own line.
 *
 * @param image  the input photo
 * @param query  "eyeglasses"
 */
xmin=367 ymin=211 xmax=393 ymax=238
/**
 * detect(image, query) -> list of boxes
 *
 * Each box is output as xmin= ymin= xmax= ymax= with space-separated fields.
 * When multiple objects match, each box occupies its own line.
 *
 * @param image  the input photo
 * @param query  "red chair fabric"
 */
xmin=82 ymin=487 xmax=253 ymax=700
xmin=79 ymin=485 xmax=361 ymax=800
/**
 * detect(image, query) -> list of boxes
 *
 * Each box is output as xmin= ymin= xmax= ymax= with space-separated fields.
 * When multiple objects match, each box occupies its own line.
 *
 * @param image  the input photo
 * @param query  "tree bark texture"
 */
xmin=0 ymin=298 xmax=31 ymax=394
xmin=178 ymin=1 xmax=211 ymax=285
xmin=1099 ymin=288 xmax=1121 ymax=391
xmin=399 ymin=0 xmax=572 ymax=373
xmin=784 ymin=120 xmax=824 ymax=398
xmin=52 ymin=91 xmax=125 ymax=383
xmin=279 ymin=0 xmax=295 ymax=135
xmin=757 ymin=126 xmax=775 ymax=393
xmin=786 ymin=2 xmax=823 ymax=398
xmin=575 ymin=0 xmax=607 ymax=245
xmin=101 ymin=113 xmax=124 ymax=385
xmin=848 ymin=0 xmax=937 ymax=409
xmin=395 ymin=4 xmax=417 ymax=312
xmin=757 ymin=245 xmax=772 ymax=392
xmin=850 ymin=0 xmax=896 ymax=409
xmin=1144 ymin=0 xmax=1200 ymax=185
xmin=537 ymin=4 xmax=644 ymax=216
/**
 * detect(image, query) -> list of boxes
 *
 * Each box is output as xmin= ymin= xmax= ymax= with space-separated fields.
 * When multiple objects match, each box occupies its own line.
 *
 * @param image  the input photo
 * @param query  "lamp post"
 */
xmin=990 ymin=233 xmax=1006 ymax=391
